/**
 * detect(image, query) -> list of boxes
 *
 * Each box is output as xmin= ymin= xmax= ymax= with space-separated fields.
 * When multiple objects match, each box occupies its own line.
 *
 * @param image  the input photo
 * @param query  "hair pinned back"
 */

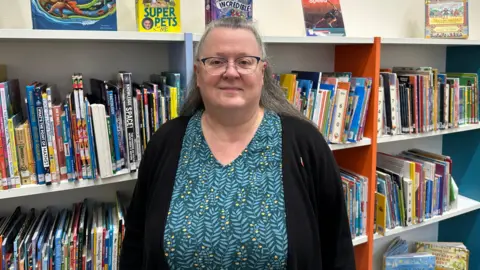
xmin=180 ymin=17 xmax=307 ymax=122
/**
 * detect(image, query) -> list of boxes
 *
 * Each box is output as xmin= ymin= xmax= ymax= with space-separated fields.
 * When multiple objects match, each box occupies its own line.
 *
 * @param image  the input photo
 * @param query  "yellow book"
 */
xmin=15 ymin=124 xmax=29 ymax=186
xmin=279 ymin=74 xmax=297 ymax=103
xmin=416 ymin=241 xmax=469 ymax=270
xmin=410 ymin=162 xmax=417 ymax=224
xmin=24 ymin=122 xmax=36 ymax=184
xmin=170 ymin=87 xmax=178 ymax=119
xmin=8 ymin=117 xmax=20 ymax=188
xmin=136 ymin=0 xmax=181 ymax=33
xmin=375 ymin=192 xmax=386 ymax=236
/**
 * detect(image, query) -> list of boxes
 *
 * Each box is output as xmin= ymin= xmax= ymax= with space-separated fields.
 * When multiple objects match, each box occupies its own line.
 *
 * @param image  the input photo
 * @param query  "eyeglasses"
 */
xmin=198 ymin=56 xmax=262 ymax=75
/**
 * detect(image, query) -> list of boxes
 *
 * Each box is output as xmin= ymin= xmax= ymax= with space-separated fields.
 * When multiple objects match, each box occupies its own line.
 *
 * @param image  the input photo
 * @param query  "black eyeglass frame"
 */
xmin=198 ymin=56 xmax=262 ymax=65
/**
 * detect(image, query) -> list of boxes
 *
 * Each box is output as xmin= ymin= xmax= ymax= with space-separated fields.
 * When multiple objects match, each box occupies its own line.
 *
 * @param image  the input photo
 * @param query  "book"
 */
xmin=416 ymin=241 xmax=469 ymax=269
xmin=206 ymin=0 xmax=253 ymax=25
xmin=425 ymin=0 xmax=469 ymax=39
xmin=301 ymin=0 xmax=346 ymax=36
xmin=383 ymin=237 xmax=436 ymax=270
xmin=136 ymin=0 xmax=181 ymax=32
xmin=31 ymin=0 xmax=118 ymax=31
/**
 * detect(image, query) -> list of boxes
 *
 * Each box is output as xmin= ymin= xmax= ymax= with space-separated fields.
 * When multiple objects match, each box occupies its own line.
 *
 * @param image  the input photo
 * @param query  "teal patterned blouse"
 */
xmin=163 ymin=110 xmax=288 ymax=269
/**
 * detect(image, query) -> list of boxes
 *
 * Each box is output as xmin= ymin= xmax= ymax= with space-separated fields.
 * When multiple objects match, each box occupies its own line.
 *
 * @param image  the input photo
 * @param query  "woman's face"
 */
xmin=195 ymin=28 xmax=266 ymax=111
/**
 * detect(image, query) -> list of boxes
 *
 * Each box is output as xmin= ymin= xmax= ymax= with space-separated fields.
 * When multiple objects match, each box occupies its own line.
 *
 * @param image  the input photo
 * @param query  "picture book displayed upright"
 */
xmin=205 ymin=0 xmax=253 ymax=25
xmin=31 ymin=0 xmax=117 ymax=31
xmin=301 ymin=0 xmax=346 ymax=36
xmin=425 ymin=0 xmax=469 ymax=39
xmin=136 ymin=0 xmax=181 ymax=32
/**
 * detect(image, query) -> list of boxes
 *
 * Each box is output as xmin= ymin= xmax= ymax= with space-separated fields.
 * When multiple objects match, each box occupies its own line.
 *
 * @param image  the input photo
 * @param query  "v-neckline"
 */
xmin=198 ymin=110 xmax=267 ymax=168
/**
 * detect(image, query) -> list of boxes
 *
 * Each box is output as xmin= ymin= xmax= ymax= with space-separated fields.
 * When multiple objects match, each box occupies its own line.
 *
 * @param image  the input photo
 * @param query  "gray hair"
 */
xmin=179 ymin=17 xmax=308 ymax=122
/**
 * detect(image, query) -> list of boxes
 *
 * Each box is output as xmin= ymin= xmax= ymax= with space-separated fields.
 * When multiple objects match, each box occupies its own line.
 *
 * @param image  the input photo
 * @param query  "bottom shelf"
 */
xmin=352 ymin=235 xmax=368 ymax=246
xmin=374 ymin=195 xmax=480 ymax=240
xmin=0 ymin=169 xmax=138 ymax=200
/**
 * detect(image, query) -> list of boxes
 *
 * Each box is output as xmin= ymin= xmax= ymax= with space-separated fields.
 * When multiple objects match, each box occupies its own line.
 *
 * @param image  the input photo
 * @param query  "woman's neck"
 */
xmin=202 ymin=106 xmax=264 ymax=143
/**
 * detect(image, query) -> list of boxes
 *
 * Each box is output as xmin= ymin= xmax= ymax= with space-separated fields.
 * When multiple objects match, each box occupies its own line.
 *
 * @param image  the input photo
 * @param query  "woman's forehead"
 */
xmin=200 ymin=28 xmax=261 ymax=56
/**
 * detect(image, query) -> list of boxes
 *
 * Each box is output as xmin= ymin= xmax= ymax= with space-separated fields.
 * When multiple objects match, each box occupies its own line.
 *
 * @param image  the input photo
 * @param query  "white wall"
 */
xmin=1 ymin=0 xmax=480 ymax=39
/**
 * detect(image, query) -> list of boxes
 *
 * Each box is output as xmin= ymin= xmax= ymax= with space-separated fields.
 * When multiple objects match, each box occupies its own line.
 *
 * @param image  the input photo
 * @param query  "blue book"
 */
xmin=31 ymin=0 xmax=117 ymax=31
xmin=385 ymin=253 xmax=436 ymax=270
xmin=26 ymin=84 xmax=45 ymax=184
xmin=107 ymin=91 xmax=121 ymax=171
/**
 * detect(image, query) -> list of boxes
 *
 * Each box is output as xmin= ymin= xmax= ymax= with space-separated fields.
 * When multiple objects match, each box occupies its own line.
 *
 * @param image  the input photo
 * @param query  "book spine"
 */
xmin=62 ymin=104 xmax=75 ymax=182
xmin=132 ymin=94 xmax=142 ymax=168
xmin=43 ymin=91 xmax=58 ymax=183
xmin=86 ymin=101 xmax=97 ymax=180
xmin=107 ymin=91 xmax=121 ymax=172
xmin=143 ymin=88 xmax=150 ymax=143
xmin=53 ymin=106 xmax=67 ymax=181
xmin=120 ymin=73 xmax=136 ymax=172
xmin=105 ymin=116 xmax=116 ymax=175
xmin=0 ymin=86 xmax=12 ymax=188
xmin=29 ymin=86 xmax=46 ymax=184
xmin=0 ymin=83 xmax=9 ymax=189
xmin=7 ymin=118 xmax=20 ymax=188
xmin=24 ymin=122 xmax=37 ymax=184
xmin=15 ymin=124 xmax=30 ymax=185
xmin=114 ymin=90 xmax=125 ymax=170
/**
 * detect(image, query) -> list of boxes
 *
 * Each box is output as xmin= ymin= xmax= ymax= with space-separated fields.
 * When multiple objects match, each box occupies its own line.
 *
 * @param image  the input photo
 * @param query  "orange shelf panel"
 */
xmin=333 ymin=37 xmax=381 ymax=270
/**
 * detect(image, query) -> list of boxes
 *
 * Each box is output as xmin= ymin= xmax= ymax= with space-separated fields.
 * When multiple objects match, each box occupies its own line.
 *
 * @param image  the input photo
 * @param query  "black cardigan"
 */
xmin=119 ymin=114 xmax=356 ymax=270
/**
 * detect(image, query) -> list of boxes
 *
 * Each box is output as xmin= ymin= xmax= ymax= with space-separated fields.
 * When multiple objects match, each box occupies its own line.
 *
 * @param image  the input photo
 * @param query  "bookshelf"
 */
xmin=1 ymin=6 xmax=480 ymax=270
xmin=0 ymin=170 xmax=137 ymax=200
xmin=377 ymin=124 xmax=480 ymax=144
xmin=0 ymin=29 xmax=186 ymax=42
xmin=374 ymin=195 xmax=480 ymax=240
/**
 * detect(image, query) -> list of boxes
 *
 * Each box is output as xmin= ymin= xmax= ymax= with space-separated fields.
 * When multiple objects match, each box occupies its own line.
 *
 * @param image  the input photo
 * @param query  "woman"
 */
xmin=120 ymin=17 xmax=355 ymax=270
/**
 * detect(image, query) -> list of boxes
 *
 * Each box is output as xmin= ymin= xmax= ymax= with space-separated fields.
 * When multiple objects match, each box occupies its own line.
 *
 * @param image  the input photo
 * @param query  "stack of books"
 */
xmin=378 ymin=67 xmax=479 ymax=137
xmin=274 ymin=71 xmax=372 ymax=145
xmin=0 ymin=71 xmax=184 ymax=190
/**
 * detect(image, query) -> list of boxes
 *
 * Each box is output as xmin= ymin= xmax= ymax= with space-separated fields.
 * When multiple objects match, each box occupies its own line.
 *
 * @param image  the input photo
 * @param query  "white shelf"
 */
xmin=0 ymin=29 xmax=185 ymax=42
xmin=329 ymin=137 xmax=371 ymax=151
xmin=374 ymin=195 xmax=480 ymax=240
xmin=352 ymin=235 xmax=368 ymax=246
xmin=377 ymin=124 xmax=480 ymax=144
xmin=0 ymin=169 xmax=137 ymax=200
xmin=192 ymin=33 xmax=373 ymax=44
xmin=382 ymin=37 xmax=480 ymax=46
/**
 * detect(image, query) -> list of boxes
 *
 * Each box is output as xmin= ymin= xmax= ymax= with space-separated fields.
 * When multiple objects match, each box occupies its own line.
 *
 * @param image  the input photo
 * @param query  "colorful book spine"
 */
xmin=107 ymin=91 xmax=120 ymax=172
xmin=43 ymin=91 xmax=58 ymax=183
xmin=62 ymin=103 xmax=75 ymax=182
xmin=0 ymin=84 xmax=13 ymax=188
xmin=53 ymin=105 xmax=67 ymax=181
xmin=26 ymin=85 xmax=45 ymax=185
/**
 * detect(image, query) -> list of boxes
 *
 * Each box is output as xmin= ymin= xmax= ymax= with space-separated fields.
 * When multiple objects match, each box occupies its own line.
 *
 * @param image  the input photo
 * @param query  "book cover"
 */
xmin=425 ymin=0 xmax=468 ymax=39
xmin=136 ymin=0 xmax=181 ymax=32
xmin=31 ymin=0 xmax=117 ymax=31
xmin=206 ymin=0 xmax=253 ymax=25
xmin=301 ymin=0 xmax=346 ymax=36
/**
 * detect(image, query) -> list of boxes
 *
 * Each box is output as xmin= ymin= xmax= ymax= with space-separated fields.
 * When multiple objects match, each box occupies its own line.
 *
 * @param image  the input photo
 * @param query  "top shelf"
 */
xmin=192 ymin=33 xmax=374 ymax=44
xmin=381 ymin=37 xmax=480 ymax=46
xmin=0 ymin=29 xmax=185 ymax=42
xmin=1 ymin=30 xmax=480 ymax=46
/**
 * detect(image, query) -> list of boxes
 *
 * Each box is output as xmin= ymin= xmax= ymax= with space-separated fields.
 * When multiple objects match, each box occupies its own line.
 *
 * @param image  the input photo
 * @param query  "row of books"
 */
xmin=274 ymin=71 xmax=372 ymax=145
xmin=383 ymin=237 xmax=469 ymax=270
xmin=0 ymin=70 xmax=184 ymax=189
xmin=0 ymin=193 xmax=128 ymax=270
xmin=340 ymin=168 xmax=368 ymax=240
xmin=374 ymin=149 xmax=458 ymax=235
xmin=378 ymin=67 xmax=479 ymax=137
